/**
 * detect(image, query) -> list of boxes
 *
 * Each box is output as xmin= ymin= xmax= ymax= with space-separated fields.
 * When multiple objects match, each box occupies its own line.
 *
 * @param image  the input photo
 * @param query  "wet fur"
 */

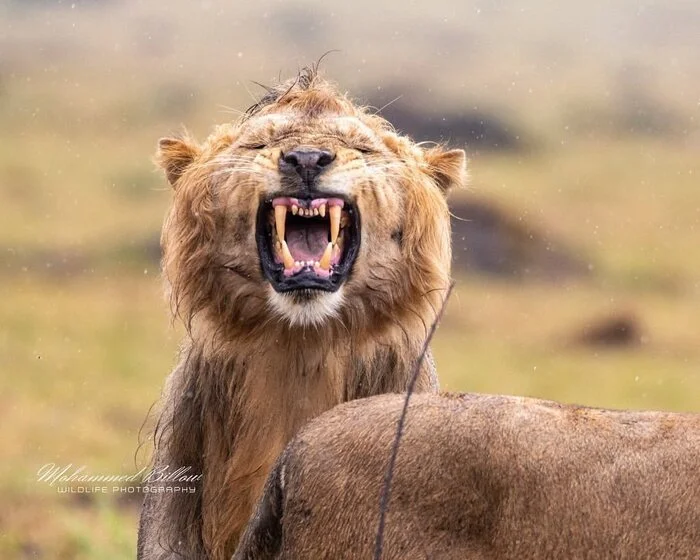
xmin=137 ymin=68 xmax=465 ymax=559
xmin=235 ymin=393 xmax=700 ymax=559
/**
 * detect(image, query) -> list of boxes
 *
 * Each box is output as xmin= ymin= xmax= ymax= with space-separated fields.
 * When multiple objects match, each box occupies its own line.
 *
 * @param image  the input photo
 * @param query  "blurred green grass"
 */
xmin=1 ymin=0 xmax=699 ymax=557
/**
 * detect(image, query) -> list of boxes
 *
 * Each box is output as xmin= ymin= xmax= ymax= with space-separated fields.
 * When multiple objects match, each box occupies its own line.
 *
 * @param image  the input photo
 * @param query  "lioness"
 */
xmin=235 ymin=392 xmax=700 ymax=559
xmin=137 ymin=68 xmax=466 ymax=559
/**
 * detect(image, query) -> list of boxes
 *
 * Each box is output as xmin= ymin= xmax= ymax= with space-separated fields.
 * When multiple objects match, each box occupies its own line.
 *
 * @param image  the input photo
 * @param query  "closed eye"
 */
xmin=346 ymin=137 xmax=382 ymax=155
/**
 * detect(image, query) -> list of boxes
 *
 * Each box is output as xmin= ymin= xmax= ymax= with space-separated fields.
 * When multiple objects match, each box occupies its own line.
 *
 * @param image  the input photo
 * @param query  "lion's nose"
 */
xmin=280 ymin=148 xmax=335 ymax=185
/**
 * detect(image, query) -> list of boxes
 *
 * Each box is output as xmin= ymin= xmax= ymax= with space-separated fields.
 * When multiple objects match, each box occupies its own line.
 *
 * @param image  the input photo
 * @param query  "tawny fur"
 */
xmin=137 ymin=68 xmax=466 ymax=559
xmin=235 ymin=393 xmax=700 ymax=560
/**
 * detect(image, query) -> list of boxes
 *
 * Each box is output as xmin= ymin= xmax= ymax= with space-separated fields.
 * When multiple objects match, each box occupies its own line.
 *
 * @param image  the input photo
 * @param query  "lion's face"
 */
xmin=159 ymin=77 xmax=465 ymax=330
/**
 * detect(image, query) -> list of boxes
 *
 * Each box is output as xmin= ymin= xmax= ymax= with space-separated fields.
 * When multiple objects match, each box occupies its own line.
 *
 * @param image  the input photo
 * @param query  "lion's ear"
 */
xmin=424 ymin=148 xmax=467 ymax=195
xmin=156 ymin=136 xmax=201 ymax=189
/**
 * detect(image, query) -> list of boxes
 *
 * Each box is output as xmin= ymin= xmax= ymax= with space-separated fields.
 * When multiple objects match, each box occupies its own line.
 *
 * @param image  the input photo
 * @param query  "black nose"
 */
xmin=280 ymin=148 xmax=335 ymax=185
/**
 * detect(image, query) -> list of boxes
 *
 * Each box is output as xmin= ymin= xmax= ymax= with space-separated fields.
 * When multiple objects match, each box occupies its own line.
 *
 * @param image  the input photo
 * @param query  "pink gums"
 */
xmin=271 ymin=197 xmax=344 ymax=209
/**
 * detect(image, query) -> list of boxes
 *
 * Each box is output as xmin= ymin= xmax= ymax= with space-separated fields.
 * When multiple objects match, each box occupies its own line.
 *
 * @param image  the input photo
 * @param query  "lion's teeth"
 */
xmin=319 ymin=203 xmax=326 ymax=218
xmin=313 ymin=208 xmax=319 ymax=216
xmin=274 ymin=205 xmax=286 ymax=242
xmin=291 ymin=205 xmax=299 ymax=216
xmin=329 ymin=205 xmax=341 ymax=243
xmin=319 ymin=242 xmax=333 ymax=270
xmin=281 ymin=241 xmax=295 ymax=269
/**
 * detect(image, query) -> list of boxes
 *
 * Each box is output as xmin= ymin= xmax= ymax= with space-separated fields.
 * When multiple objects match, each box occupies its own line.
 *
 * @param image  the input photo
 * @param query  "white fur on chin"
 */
xmin=267 ymin=287 xmax=345 ymax=327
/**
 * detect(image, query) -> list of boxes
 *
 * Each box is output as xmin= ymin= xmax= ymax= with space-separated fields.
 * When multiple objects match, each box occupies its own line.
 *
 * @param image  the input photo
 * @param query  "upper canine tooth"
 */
xmin=329 ymin=205 xmax=341 ymax=243
xmin=281 ymin=241 xmax=294 ymax=269
xmin=291 ymin=205 xmax=298 ymax=215
xmin=319 ymin=242 xmax=333 ymax=270
xmin=319 ymin=203 xmax=326 ymax=218
xmin=274 ymin=205 xmax=286 ymax=242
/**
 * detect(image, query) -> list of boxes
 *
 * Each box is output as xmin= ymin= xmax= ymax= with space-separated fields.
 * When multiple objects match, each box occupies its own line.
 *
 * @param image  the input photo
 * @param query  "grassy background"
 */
xmin=1 ymin=0 xmax=699 ymax=557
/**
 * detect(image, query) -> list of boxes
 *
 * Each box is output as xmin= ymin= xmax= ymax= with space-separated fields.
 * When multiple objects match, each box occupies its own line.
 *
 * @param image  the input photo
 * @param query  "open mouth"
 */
xmin=256 ymin=195 xmax=360 ymax=292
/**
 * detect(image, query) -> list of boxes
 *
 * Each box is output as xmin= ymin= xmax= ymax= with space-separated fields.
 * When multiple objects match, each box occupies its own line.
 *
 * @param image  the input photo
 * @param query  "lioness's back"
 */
xmin=236 ymin=393 xmax=700 ymax=559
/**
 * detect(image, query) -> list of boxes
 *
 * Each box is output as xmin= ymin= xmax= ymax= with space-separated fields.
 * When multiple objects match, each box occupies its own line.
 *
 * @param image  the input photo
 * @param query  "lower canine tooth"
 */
xmin=281 ymin=241 xmax=294 ymax=269
xmin=319 ymin=242 xmax=333 ymax=270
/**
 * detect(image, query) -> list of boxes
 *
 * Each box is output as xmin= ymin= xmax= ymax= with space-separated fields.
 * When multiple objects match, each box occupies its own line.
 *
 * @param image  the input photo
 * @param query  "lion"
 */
xmin=234 ymin=392 xmax=700 ymax=559
xmin=137 ymin=67 xmax=466 ymax=559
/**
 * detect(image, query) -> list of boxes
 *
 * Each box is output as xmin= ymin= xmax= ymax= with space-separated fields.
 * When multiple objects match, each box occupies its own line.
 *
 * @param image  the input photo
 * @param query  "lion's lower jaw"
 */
xmin=267 ymin=287 xmax=345 ymax=327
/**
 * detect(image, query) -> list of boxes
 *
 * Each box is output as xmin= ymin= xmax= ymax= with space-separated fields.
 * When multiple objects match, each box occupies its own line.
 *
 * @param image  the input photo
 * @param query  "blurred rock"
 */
xmin=450 ymin=197 xmax=587 ymax=280
xmin=379 ymin=103 xmax=523 ymax=152
xmin=573 ymin=313 xmax=644 ymax=348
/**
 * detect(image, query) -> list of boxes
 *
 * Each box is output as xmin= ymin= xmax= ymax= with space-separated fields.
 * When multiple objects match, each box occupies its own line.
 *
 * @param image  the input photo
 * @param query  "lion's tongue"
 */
xmin=285 ymin=222 xmax=329 ymax=262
